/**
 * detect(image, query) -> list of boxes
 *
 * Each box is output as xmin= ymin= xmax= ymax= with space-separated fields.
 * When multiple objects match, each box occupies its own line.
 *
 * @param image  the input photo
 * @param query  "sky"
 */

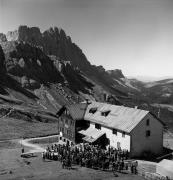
xmin=0 ymin=0 xmax=173 ymax=79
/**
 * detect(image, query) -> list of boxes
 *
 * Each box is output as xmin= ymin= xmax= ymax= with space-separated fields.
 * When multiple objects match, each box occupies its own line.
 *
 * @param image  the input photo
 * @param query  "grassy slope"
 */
xmin=0 ymin=117 xmax=58 ymax=141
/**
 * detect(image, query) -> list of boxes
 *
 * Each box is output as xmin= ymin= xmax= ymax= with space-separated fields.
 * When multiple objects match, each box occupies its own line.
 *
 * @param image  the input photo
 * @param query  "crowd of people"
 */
xmin=42 ymin=142 xmax=138 ymax=174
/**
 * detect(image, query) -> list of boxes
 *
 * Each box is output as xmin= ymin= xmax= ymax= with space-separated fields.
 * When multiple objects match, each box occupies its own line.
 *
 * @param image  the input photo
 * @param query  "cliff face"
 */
xmin=6 ymin=26 xmax=42 ymax=43
xmin=1 ymin=41 xmax=64 ymax=88
xmin=0 ymin=33 xmax=7 ymax=43
xmin=0 ymin=40 xmax=94 ymax=94
xmin=0 ymin=45 xmax=6 ymax=74
xmin=6 ymin=26 xmax=91 ymax=72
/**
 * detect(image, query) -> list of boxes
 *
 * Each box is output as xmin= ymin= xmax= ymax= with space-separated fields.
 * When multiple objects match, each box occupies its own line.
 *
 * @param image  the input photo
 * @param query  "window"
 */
xmin=89 ymin=107 xmax=97 ymax=114
xmin=122 ymin=132 xmax=125 ymax=137
xmin=112 ymin=129 xmax=117 ymax=135
xmin=146 ymin=119 xmax=150 ymax=126
xmin=101 ymin=110 xmax=111 ymax=117
xmin=95 ymin=123 xmax=101 ymax=130
xmin=146 ymin=130 xmax=151 ymax=137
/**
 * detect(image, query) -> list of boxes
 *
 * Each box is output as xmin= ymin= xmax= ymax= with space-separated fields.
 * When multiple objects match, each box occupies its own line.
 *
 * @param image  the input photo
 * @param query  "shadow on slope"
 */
xmin=62 ymin=63 xmax=94 ymax=94
xmin=3 ymin=41 xmax=64 ymax=85
xmin=0 ymin=85 xmax=8 ymax=95
xmin=0 ymin=74 xmax=38 ymax=100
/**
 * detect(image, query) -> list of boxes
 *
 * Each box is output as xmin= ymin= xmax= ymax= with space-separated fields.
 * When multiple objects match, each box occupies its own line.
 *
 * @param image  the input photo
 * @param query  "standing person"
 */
xmin=121 ymin=159 xmax=124 ymax=171
xmin=131 ymin=163 xmax=134 ymax=174
xmin=42 ymin=152 xmax=45 ymax=161
xmin=134 ymin=161 xmax=138 ymax=174
xmin=62 ymin=158 xmax=66 ymax=169
xmin=21 ymin=146 xmax=24 ymax=154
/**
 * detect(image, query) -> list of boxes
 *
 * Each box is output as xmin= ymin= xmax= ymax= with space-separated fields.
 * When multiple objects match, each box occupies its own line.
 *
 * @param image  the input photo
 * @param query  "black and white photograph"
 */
xmin=0 ymin=0 xmax=173 ymax=179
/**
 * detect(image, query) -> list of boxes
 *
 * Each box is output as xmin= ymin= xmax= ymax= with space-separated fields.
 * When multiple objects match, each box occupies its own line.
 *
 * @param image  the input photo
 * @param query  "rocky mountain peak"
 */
xmin=6 ymin=30 xmax=18 ymax=41
xmin=0 ymin=33 xmax=7 ymax=43
xmin=4 ymin=25 xmax=90 ymax=72
xmin=6 ymin=25 xmax=40 ymax=41
xmin=107 ymin=69 xmax=125 ymax=79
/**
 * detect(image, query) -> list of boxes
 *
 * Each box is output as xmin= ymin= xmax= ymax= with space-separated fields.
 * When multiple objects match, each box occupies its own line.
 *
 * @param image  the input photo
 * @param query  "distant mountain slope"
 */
xmin=143 ymin=79 xmax=173 ymax=104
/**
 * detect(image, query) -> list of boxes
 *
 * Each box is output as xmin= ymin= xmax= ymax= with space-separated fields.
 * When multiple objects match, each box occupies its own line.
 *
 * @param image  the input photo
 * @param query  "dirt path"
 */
xmin=19 ymin=134 xmax=59 ymax=153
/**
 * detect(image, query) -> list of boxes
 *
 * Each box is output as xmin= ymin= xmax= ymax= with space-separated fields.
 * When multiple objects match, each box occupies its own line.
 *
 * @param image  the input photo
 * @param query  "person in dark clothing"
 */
xmin=131 ymin=164 xmax=134 ymax=174
xmin=43 ymin=143 xmax=130 ymax=173
xmin=21 ymin=147 xmax=24 ymax=154
xmin=134 ymin=161 xmax=138 ymax=174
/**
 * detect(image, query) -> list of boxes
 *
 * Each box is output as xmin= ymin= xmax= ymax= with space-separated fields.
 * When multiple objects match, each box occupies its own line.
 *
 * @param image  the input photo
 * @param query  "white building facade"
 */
xmin=82 ymin=101 xmax=164 ymax=157
xmin=130 ymin=113 xmax=163 ymax=157
xmin=89 ymin=122 xmax=131 ymax=151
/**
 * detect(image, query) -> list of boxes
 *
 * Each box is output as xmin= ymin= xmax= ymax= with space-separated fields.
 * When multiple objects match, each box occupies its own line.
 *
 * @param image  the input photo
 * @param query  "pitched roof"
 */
xmin=67 ymin=101 xmax=164 ymax=133
xmin=79 ymin=126 xmax=105 ymax=143
xmin=84 ymin=101 xmax=149 ymax=133
xmin=67 ymin=103 xmax=88 ymax=121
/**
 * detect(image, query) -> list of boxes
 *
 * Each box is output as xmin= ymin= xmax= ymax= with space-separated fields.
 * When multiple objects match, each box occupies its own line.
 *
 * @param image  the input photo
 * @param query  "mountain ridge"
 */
xmin=1 ymin=25 xmax=142 ymax=95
